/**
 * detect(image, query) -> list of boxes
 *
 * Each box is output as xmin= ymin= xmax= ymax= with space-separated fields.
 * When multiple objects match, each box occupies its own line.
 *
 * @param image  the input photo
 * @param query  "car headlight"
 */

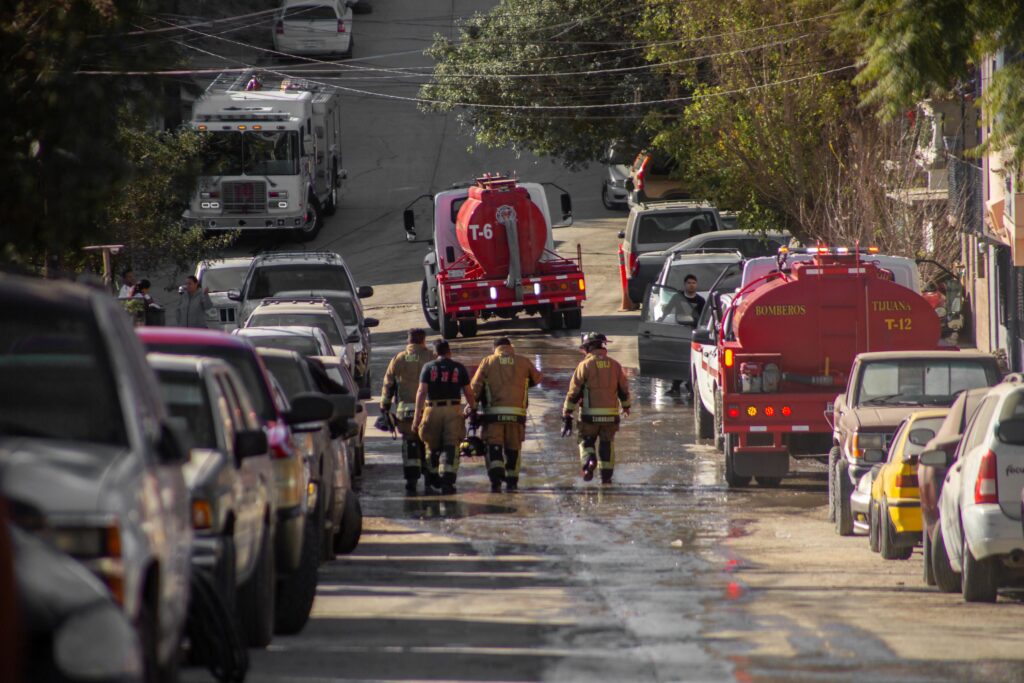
xmin=192 ymin=499 xmax=214 ymax=530
xmin=54 ymin=604 xmax=143 ymax=680
xmin=852 ymin=432 xmax=885 ymax=458
xmin=612 ymin=178 xmax=625 ymax=188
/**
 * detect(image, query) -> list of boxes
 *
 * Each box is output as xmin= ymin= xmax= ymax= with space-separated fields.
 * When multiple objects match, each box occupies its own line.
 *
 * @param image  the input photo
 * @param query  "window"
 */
xmin=200 ymin=265 xmax=250 ymax=293
xmin=249 ymin=311 xmax=343 ymax=346
xmin=856 ymin=360 xmax=993 ymax=406
xmin=247 ymin=335 xmax=320 ymax=357
xmin=260 ymin=354 xmax=311 ymax=400
xmin=247 ymin=264 xmax=353 ymax=299
xmin=283 ymin=5 xmax=338 ymax=20
xmin=664 ymin=261 xmax=740 ymax=293
xmin=200 ymin=131 xmax=299 ymax=176
xmin=156 ymin=370 xmax=217 ymax=450
xmin=962 ymin=396 xmax=999 ymax=454
xmin=636 ymin=211 xmax=717 ymax=247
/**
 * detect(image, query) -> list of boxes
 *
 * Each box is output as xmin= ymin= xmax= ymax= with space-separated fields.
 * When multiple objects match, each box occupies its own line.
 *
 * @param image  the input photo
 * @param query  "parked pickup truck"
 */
xmin=830 ymin=350 xmax=1001 ymax=536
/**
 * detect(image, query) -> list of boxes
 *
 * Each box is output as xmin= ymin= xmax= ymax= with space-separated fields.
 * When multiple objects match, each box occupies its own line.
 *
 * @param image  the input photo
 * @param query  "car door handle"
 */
xmin=954 ymin=465 xmax=961 ymax=472
xmin=641 ymin=330 xmax=651 ymax=337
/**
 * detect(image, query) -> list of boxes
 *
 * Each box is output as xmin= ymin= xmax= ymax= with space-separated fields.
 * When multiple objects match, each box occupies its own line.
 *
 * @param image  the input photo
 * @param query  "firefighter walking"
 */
xmin=412 ymin=340 xmax=477 ymax=495
xmin=563 ymin=332 xmax=631 ymax=484
xmin=380 ymin=329 xmax=435 ymax=494
xmin=469 ymin=337 xmax=542 ymax=493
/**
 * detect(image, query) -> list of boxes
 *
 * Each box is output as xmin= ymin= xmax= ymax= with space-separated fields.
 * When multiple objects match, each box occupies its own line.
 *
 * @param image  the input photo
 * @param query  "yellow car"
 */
xmin=867 ymin=409 xmax=949 ymax=560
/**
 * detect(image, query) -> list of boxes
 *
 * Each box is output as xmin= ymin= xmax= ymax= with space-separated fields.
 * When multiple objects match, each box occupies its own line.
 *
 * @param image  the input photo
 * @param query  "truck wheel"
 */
xmin=563 ymin=308 xmax=583 ymax=330
xmin=879 ymin=497 xmax=912 ymax=560
xmin=833 ymin=459 xmax=854 ymax=536
xmin=322 ymin=164 xmax=338 ymax=216
xmin=334 ymin=493 xmax=362 ymax=555
xmin=237 ymin=524 xmax=275 ymax=648
xmin=458 ymin=318 xmax=478 ymax=337
xmin=932 ymin=526 xmax=961 ymax=593
xmin=296 ymin=196 xmax=322 ymax=242
xmin=962 ymin=536 xmax=999 ymax=603
xmin=540 ymin=307 xmax=564 ymax=331
xmin=713 ymin=387 xmax=725 ymax=452
xmin=827 ymin=446 xmax=840 ymax=523
xmin=922 ymin=530 xmax=936 ymax=586
xmin=275 ymin=508 xmax=322 ymax=635
xmin=868 ymin=499 xmax=880 ymax=552
xmin=438 ymin=297 xmax=459 ymax=339
xmin=693 ymin=383 xmax=713 ymax=440
xmin=421 ymin=279 xmax=440 ymax=331
xmin=723 ymin=434 xmax=751 ymax=488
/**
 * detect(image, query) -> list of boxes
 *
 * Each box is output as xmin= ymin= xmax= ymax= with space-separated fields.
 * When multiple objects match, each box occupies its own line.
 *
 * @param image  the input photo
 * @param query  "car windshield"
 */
xmin=636 ymin=211 xmax=717 ymax=248
xmin=857 ymin=360 xmax=993 ymax=407
xmin=249 ymin=312 xmax=344 ymax=346
xmin=143 ymin=343 xmax=276 ymax=422
xmin=247 ymin=265 xmax=353 ymax=300
xmin=156 ymin=369 xmax=216 ymax=449
xmin=200 ymin=265 xmax=250 ymax=293
xmin=283 ymin=5 xmax=337 ymax=20
xmin=323 ymin=297 xmax=358 ymax=326
xmin=665 ymin=262 xmax=741 ymax=293
xmin=200 ymin=131 xmax=299 ymax=176
xmin=245 ymin=334 xmax=319 ymax=357
xmin=0 ymin=301 xmax=127 ymax=446
xmin=260 ymin=355 xmax=310 ymax=400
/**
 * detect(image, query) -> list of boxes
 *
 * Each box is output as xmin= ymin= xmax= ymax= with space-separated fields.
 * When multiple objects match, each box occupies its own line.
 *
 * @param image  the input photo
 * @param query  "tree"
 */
xmin=420 ymin=0 xmax=665 ymax=167
xmin=838 ymin=0 xmax=1024 ymax=164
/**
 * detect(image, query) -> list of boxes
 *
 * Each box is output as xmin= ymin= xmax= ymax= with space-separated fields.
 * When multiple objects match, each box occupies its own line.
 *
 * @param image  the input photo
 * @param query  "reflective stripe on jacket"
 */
xmin=563 ymin=351 xmax=631 ymax=416
xmin=470 ymin=347 xmax=541 ymax=418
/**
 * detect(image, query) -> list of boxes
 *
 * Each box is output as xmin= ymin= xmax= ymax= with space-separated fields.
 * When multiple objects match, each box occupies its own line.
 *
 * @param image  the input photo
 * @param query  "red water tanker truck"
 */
xmin=714 ymin=247 xmax=941 ymax=486
xmin=404 ymin=175 xmax=586 ymax=339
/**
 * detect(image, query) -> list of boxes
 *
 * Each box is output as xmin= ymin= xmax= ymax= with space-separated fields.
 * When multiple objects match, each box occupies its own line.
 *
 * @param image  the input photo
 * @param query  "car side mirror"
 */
xmin=617 ymin=230 xmax=625 ymax=240
xmin=560 ymin=193 xmax=573 ymax=223
xmin=363 ymin=317 xmax=379 ymax=328
xmin=625 ymin=178 xmax=634 ymax=192
xmin=286 ymin=392 xmax=333 ymax=428
xmin=357 ymin=285 xmax=374 ymax=299
xmin=226 ymin=290 xmax=241 ymax=302
xmin=691 ymin=328 xmax=713 ymax=344
xmin=862 ymin=449 xmax=886 ymax=464
xmin=234 ymin=429 xmax=268 ymax=459
xmin=157 ymin=421 xmax=188 ymax=464
xmin=328 ymin=394 xmax=356 ymax=419
xmin=358 ymin=386 xmax=371 ymax=401
xmin=403 ymin=209 xmax=416 ymax=241
xmin=919 ymin=449 xmax=950 ymax=468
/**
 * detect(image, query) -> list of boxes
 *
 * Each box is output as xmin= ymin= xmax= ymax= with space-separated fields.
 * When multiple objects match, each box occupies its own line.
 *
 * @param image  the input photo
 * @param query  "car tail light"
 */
xmin=266 ymin=421 xmax=292 ymax=459
xmin=974 ymin=449 xmax=999 ymax=504
xmin=337 ymin=19 xmax=346 ymax=33
xmin=627 ymin=251 xmax=639 ymax=277
xmin=894 ymin=473 xmax=918 ymax=489
xmin=275 ymin=20 xmax=284 ymax=35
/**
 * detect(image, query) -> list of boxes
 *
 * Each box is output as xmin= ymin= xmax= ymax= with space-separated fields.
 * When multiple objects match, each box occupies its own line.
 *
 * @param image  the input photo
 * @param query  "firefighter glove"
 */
xmin=560 ymin=413 xmax=573 ymax=438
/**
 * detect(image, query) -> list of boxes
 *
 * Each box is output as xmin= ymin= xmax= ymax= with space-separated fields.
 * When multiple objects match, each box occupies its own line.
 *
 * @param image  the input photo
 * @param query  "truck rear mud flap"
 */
xmin=732 ymin=450 xmax=789 ymax=478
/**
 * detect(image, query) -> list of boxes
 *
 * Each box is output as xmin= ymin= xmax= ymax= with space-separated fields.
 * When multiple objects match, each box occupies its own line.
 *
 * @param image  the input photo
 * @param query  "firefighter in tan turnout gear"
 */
xmin=563 ymin=332 xmax=631 ymax=484
xmin=469 ymin=337 xmax=542 ymax=493
xmin=380 ymin=329 xmax=436 ymax=493
xmin=412 ymin=340 xmax=477 ymax=495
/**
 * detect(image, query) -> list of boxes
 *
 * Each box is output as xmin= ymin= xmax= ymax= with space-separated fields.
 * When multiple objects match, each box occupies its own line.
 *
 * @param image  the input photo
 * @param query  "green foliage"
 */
xmin=420 ymin=0 xmax=663 ymax=168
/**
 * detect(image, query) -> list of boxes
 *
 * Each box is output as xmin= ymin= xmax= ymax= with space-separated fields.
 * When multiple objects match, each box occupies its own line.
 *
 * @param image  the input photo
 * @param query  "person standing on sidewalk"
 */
xmin=176 ymin=275 xmax=213 ymax=328
xmin=563 ymin=332 xmax=631 ymax=484
xmin=412 ymin=340 xmax=476 ymax=495
xmin=380 ymin=328 xmax=435 ymax=494
xmin=469 ymin=337 xmax=542 ymax=493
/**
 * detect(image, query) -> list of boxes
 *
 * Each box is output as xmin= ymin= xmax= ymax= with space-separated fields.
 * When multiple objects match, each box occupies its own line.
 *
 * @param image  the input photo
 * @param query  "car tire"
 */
xmin=827 ymin=446 xmax=840 ymax=523
xmin=879 ymin=497 xmax=912 ymax=560
xmin=216 ymin=534 xmax=238 ymax=615
xmin=296 ymin=196 xmax=322 ymax=242
xmin=932 ymin=525 xmax=961 ymax=593
xmin=713 ymin=387 xmax=725 ymax=452
xmin=563 ymin=308 xmax=583 ymax=330
xmin=868 ymin=499 xmax=880 ymax=552
xmin=601 ymin=182 xmax=623 ymax=210
xmin=320 ymin=492 xmax=336 ymax=563
xmin=922 ymin=530 xmax=936 ymax=586
xmin=421 ymin=279 xmax=440 ymax=331
xmin=724 ymin=434 xmax=751 ymax=488
xmin=693 ymin=382 xmax=713 ymax=440
xmin=322 ymin=163 xmax=338 ymax=216
xmin=274 ymin=510 xmax=322 ymax=635
xmin=140 ymin=597 xmax=178 ymax=683
xmin=834 ymin=459 xmax=854 ymax=536
xmin=458 ymin=317 xmax=478 ymax=338
xmin=334 ymin=493 xmax=363 ymax=555
xmin=962 ymin=535 xmax=999 ymax=603
xmin=237 ymin=525 xmax=275 ymax=648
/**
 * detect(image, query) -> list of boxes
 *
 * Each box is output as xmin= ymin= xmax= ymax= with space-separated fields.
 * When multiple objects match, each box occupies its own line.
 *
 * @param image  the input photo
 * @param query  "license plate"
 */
xmin=303 ymin=41 xmax=321 ymax=48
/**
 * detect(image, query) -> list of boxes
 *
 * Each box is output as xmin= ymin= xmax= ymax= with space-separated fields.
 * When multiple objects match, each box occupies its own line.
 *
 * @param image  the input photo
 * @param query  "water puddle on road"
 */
xmin=372 ymin=496 xmax=517 ymax=520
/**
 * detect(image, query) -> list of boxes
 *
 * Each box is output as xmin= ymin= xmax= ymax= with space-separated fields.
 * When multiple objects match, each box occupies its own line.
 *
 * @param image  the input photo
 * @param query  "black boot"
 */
xmin=600 ymin=470 xmax=613 ymax=485
xmin=487 ymin=445 xmax=504 ymax=493
xmin=505 ymin=477 xmax=518 ymax=492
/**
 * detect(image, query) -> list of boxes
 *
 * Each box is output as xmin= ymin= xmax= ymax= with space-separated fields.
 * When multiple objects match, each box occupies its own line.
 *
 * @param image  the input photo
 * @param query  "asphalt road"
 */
xmin=182 ymin=2 xmax=1024 ymax=682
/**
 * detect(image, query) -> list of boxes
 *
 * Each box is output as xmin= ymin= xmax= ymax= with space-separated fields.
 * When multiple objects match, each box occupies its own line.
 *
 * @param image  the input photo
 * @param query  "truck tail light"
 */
xmin=579 ymin=278 xmax=585 ymax=291
xmin=974 ymin=450 xmax=999 ymax=504
xmin=724 ymin=349 xmax=734 ymax=368
xmin=764 ymin=406 xmax=775 ymax=417
xmin=275 ymin=20 xmax=284 ymax=35
xmin=337 ymin=19 xmax=346 ymax=33
xmin=781 ymin=405 xmax=792 ymax=417
xmin=727 ymin=406 xmax=740 ymax=419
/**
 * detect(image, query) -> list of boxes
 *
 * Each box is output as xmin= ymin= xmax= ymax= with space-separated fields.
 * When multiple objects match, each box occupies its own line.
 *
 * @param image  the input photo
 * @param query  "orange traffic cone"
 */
xmin=618 ymin=242 xmax=638 ymax=311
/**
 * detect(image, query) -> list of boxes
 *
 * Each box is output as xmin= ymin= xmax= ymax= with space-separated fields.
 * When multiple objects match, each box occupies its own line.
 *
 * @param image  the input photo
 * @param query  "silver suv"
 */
xmin=0 ymin=274 xmax=192 ymax=680
xmin=244 ymin=297 xmax=357 ymax=377
xmin=230 ymin=251 xmax=373 ymax=323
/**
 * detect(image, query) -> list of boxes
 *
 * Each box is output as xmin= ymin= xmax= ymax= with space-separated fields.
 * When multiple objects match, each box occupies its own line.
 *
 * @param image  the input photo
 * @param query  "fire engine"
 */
xmin=403 ymin=175 xmax=586 ymax=339
xmin=184 ymin=70 xmax=344 ymax=241
xmin=707 ymin=247 xmax=941 ymax=487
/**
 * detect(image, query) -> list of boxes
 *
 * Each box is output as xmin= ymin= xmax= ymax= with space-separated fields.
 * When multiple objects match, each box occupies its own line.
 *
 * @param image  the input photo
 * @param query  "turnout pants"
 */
xmin=483 ymin=420 xmax=525 ymax=485
xmin=418 ymin=405 xmax=465 ymax=486
xmin=396 ymin=418 xmax=433 ymax=487
xmin=578 ymin=421 xmax=618 ymax=482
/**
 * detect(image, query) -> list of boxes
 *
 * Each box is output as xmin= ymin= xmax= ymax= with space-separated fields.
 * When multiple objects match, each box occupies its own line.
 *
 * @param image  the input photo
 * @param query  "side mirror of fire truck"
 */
xmin=403 ymin=209 xmax=416 ymax=241
xmin=691 ymin=328 xmax=713 ymax=345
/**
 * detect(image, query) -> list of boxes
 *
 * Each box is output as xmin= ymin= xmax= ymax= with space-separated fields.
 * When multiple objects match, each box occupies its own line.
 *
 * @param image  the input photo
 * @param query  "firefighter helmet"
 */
xmin=459 ymin=435 xmax=486 ymax=458
xmin=579 ymin=331 xmax=608 ymax=349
